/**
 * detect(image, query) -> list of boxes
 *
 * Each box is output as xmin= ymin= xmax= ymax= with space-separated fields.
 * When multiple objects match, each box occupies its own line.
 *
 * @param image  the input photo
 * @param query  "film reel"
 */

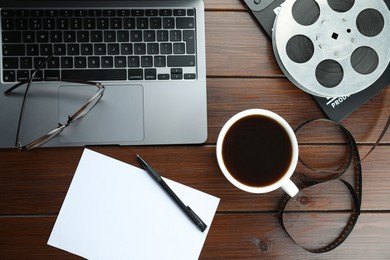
xmin=272 ymin=0 xmax=390 ymax=97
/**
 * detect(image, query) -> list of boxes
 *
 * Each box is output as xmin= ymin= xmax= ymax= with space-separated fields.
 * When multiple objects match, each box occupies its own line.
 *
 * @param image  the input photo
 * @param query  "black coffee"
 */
xmin=222 ymin=115 xmax=293 ymax=187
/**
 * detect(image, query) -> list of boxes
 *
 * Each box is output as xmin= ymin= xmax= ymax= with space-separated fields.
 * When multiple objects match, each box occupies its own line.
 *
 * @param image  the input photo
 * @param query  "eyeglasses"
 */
xmin=4 ymin=55 xmax=105 ymax=151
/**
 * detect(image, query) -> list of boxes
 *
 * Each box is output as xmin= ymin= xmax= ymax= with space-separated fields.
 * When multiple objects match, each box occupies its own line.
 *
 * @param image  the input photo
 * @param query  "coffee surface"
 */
xmin=222 ymin=115 xmax=293 ymax=187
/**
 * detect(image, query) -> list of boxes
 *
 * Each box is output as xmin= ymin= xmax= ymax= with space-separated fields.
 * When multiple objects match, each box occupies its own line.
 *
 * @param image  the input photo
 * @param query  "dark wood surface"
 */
xmin=1 ymin=1 xmax=390 ymax=259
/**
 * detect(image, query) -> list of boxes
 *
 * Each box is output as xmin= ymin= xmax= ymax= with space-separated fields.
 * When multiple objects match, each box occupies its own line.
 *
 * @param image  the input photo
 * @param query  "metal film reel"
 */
xmin=272 ymin=0 xmax=390 ymax=97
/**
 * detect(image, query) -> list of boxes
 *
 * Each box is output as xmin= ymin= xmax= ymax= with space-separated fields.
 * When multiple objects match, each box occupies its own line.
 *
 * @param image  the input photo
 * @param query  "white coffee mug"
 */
xmin=216 ymin=109 xmax=299 ymax=197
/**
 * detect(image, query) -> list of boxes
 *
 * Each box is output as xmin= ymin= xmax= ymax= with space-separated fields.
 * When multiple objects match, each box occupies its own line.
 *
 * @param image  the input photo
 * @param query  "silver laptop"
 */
xmin=0 ymin=0 xmax=207 ymax=149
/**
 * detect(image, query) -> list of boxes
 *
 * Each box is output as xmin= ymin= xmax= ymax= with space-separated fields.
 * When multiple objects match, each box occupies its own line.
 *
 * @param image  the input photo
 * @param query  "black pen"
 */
xmin=136 ymin=155 xmax=208 ymax=232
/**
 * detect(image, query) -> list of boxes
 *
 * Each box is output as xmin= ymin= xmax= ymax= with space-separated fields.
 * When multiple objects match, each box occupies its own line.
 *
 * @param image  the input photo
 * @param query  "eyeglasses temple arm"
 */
xmin=4 ymin=55 xmax=53 ymax=95
xmin=4 ymin=81 xmax=28 ymax=95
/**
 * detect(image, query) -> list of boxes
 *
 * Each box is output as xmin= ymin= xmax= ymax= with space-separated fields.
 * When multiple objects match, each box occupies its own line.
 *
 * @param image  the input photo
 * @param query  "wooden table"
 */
xmin=1 ymin=1 xmax=390 ymax=258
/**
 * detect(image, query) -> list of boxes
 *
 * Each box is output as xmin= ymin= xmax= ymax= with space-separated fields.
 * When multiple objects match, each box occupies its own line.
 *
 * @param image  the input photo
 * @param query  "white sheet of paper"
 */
xmin=48 ymin=149 xmax=220 ymax=260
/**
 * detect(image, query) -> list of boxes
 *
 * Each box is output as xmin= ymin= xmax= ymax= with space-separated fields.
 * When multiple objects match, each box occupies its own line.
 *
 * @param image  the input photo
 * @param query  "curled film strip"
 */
xmin=272 ymin=0 xmax=390 ymax=97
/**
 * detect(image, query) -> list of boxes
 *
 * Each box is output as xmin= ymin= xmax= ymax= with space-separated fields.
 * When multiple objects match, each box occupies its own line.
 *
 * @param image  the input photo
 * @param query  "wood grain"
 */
xmin=1 ymin=214 xmax=389 ymax=259
xmin=204 ymin=0 xmax=247 ymax=10
xmin=1 ymin=146 xmax=389 ymax=214
xmin=1 ymin=0 xmax=390 ymax=259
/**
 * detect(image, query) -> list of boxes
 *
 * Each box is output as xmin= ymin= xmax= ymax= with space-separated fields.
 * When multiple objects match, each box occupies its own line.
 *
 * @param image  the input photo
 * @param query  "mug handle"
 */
xmin=282 ymin=179 xmax=299 ymax=197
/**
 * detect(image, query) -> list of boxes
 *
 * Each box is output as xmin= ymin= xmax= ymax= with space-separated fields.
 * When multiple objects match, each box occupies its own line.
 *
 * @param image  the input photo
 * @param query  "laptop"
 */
xmin=0 ymin=0 xmax=207 ymax=149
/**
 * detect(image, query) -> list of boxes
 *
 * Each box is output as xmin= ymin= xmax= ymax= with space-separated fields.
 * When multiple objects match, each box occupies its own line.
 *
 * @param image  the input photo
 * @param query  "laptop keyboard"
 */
xmin=1 ymin=8 xmax=197 ymax=82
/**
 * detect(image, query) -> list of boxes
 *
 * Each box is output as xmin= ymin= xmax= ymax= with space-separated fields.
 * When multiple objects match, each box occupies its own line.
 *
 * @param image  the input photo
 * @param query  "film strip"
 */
xmin=272 ymin=0 xmax=390 ymax=97
xmin=279 ymin=115 xmax=389 ymax=253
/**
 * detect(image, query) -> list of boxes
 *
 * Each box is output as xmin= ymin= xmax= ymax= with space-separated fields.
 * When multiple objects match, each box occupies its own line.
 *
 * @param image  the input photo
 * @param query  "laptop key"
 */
xmin=171 ymin=68 xmax=183 ymax=80
xmin=2 ymin=31 xmax=21 ymax=43
xmin=163 ymin=18 xmax=174 ymax=29
xmin=81 ymin=44 xmax=93 ymax=55
xmin=104 ymin=31 xmax=116 ymax=42
xmin=94 ymin=44 xmax=106 ymax=55
xmin=117 ymin=31 xmax=129 ymax=42
xmin=3 ymin=44 xmax=25 ymax=56
xmin=114 ymin=56 xmax=126 ymax=68
xmin=128 ymin=69 xmax=143 ymax=80
xmin=68 ymin=44 xmax=80 ymax=55
xmin=50 ymin=31 xmax=62 ymax=42
xmin=184 ymin=73 xmax=196 ymax=79
xmin=97 ymin=18 xmax=109 ymax=29
xmin=43 ymin=18 xmax=56 ymax=30
xmin=131 ymin=10 xmax=144 ymax=17
xmin=176 ymin=18 xmax=195 ymax=29
xmin=183 ymin=30 xmax=195 ymax=54
xmin=37 ymin=31 xmax=50 ymax=43
xmin=15 ymin=18 xmax=28 ymax=30
xmin=173 ymin=9 xmax=186 ymax=16
xmin=128 ymin=56 xmax=140 ymax=67
xmin=91 ymin=31 xmax=103 ymax=42
xmin=60 ymin=10 xmax=73 ymax=17
xmin=57 ymin=18 xmax=69 ymax=30
xmin=150 ymin=18 xmax=162 ymax=29
xmin=23 ymin=31 xmax=35 ymax=43
xmin=141 ymin=56 xmax=153 ymax=67
xmin=117 ymin=10 xmax=130 ymax=16
xmin=84 ymin=18 xmax=96 ymax=30
xmin=171 ymin=73 xmax=182 ymax=80
xmin=89 ymin=10 xmax=102 ymax=17
xmin=29 ymin=18 xmax=42 ymax=30
xmin=3 ymin=70 xmax=16 ymax=82
xmin=157 ymin=30 xmax=168 ymax=41
xmin=101 ymin=56 xmax=114 ymax=68
xmin=160 ymin=9 xmax=172 ymax=16
xmin=154 ymin=56 xmax=166 ymax=67
xmin=77 ymin=31 xmax=90 ymax=42
xmin=62 ymin=69 xmax=126 ymax=81
xmin=69 ymin=18 xmax=82 ymax=30
xmin=160 ymin=43 xmax=172 ymax=54
xmin=170 ymin=30 xmax=181 ymax=41
xmin=123 ymin=18 xmax=136 ymax=29
xmin=145 ymin=69 xmax=156 ymax=80
xmin=107 ymin=43 xmax=120 ymax=55
xmin=75 ymin=57 xmax=87 ymax=68
xmin=137 ymin=18 xmax=149 ymax=29
xmin=54 ymin=44 xmax=66 ymax=55
xmin=61 ymin=57 xmax=73 ymax=68
xmin=103 ymin=10 xmax=116 ymax=17
xmin=31 ymin=10 xmax=43 ymax=17
xmin=146 ymin=10 xmax=159 ymax=16
xmin=34 ymin=57 xmax=47 ymax=69
xmin=130 ymin=31 xmax=142 ymax=42
xmin=45 ymin=70 xmax=60 ymax=81
xmin=110 ymin=18 xmax=122 ymax=29
xmin=3 ymin=57 xmax=18 ymax=69
xmin=1 ymin=10 xmax=15 ymax=17
xmin=17 ymin=70 xmax=29 ymax=81
xmin=16 ymin=10 xmax=29 ymax=17
xmin=158 ymin=74 xmax=169 ymax=80
xmin=147 ymin=43 xmax=159 ymax=54
xmin=88 ymin=57 xmax=100 ymax=68
xmin=134 ymin=43 xmax=146 ymax=54
xmin=121 ymin=43 xmax=133 ymax=55
xmin=47 ymin=57 xmax=60 ymax=68
xmin=167 ymin=55 xmax=195 ymax=67
xmin=173 ymin=43 xmax=185 ymax=54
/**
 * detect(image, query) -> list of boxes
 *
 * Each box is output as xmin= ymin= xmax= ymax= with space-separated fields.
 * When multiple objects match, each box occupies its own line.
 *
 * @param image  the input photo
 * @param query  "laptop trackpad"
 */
xmin=58 ymin=84 xmax=144 ymax=144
